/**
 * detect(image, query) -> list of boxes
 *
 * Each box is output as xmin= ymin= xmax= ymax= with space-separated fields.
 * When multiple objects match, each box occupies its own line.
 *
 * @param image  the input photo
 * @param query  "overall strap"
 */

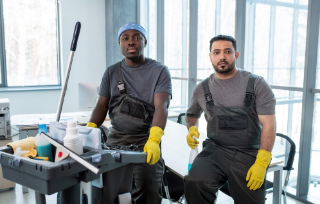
xmin=115 ymin=61 xmax=126 ymax=94
xmin=201 ymin=78 xmax=214 ymax=116
xmin=244 ymin=74 xmax=258 ymax=107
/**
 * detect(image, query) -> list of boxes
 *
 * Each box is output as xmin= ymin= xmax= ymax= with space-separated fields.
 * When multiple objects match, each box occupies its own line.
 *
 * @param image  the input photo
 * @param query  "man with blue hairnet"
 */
xmin=87 ymin=23 xmax=172 ymax=204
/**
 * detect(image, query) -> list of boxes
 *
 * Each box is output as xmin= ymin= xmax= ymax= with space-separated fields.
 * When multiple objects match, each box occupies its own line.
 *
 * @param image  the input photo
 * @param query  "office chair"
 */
xmin=162 ymin=165 xmax=185 ymax=203
xmin=219 ymin=133 xmax=296 ymax=204
xmin=177 ymin=113 xmax=186 ymax=125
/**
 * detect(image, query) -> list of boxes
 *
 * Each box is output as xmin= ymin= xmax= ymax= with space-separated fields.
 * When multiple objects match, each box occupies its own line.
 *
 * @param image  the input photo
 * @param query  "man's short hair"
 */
xmin=209 ymin=35 xmax=237 ymax=52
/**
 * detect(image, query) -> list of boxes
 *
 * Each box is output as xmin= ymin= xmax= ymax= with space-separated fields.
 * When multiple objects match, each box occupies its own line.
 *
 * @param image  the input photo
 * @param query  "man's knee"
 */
xmin=184 ymin=174 xmax=201 ymax=190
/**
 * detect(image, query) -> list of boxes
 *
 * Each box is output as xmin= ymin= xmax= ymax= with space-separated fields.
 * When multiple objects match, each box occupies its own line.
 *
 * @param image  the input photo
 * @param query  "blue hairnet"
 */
xmin=117 ymin=23 xmax=147 ymax=41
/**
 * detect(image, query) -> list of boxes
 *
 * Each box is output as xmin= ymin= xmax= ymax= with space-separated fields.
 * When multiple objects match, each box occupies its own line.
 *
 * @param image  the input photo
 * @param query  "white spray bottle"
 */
xmin=188 ymin=136 xmax=199 ymax=172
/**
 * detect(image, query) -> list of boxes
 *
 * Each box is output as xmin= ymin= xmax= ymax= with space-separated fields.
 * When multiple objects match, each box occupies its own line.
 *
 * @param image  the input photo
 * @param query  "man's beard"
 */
xmin=213 ymin=60 xmax=236 ymax=74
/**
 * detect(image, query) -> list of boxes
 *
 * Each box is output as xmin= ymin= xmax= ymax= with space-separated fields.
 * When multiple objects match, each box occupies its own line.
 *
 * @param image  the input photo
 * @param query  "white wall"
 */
xmin=0 ymin=0 xmax=106 ymax=116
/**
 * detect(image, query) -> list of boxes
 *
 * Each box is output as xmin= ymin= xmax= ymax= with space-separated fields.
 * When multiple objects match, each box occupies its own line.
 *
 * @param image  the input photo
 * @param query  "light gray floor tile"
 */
xmin=0 ymin=184 xmax=308 ymax=204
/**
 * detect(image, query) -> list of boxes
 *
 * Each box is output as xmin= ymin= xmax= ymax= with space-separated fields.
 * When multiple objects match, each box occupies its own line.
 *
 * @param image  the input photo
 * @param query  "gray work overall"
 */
xmin=185 ymin=74 xmax=266 ymax=204
xmin=103 ymin=62 xmax=164 ymax=204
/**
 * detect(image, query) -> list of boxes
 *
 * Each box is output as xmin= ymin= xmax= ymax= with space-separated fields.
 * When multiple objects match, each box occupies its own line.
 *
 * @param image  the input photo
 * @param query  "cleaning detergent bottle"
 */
xmin=35 ymin=124 xmax=54 ymax=162
xmin=63 ymin=120 xmax=83 ymax=155
xmin=188 ymin=136 xmax=199 ymax=172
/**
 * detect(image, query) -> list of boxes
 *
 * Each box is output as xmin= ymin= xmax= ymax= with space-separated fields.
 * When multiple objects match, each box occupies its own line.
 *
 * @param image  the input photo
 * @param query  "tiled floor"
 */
xmin=0 ymin=184 xmax=306 ymax=204
xmin=0 ymin=185 xmax=56 ymax=204
xmin=162 ymin=191 xmax=306 ymax=204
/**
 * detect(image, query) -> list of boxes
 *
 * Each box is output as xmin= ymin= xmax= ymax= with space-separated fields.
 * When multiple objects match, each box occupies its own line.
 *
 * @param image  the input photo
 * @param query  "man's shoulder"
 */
xmin=107 ymin=61 xmax=122 ymax=71
xmin=238 ymin=69 xmax=263 ymax=80
xmin=145 ymin=58 xmax=168 ymax=70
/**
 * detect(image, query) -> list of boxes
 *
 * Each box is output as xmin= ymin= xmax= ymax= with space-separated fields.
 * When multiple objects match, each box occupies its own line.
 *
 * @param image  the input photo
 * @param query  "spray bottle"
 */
xmin=35 ymin=124 xmax=54 ymax=162
xmin=188 ymin=136 xmax=199 ymax=172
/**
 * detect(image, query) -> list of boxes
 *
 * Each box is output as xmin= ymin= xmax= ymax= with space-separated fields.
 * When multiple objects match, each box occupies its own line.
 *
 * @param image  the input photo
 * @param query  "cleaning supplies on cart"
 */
xmin=35 ymin=124 xmax=53 ymax=162
xmin=7 ymin=137 xmax=37 ymax=157
xmin=188 ymin=136 xmax=198 ymax=172
xmin=63 ymin=120 xmax=83 ymax=155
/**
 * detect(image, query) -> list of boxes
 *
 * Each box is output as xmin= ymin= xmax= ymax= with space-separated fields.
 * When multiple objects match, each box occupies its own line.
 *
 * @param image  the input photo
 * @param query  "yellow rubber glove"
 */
xmin=186 ymin=126 xmax=200 ymax=149
xmin=143 ymin=126 xmax=164 ymax=165
xmin=246 ymin=149 xmax=272 ymax=190
xmin=86 ymin=122 xmax=97 ymax=128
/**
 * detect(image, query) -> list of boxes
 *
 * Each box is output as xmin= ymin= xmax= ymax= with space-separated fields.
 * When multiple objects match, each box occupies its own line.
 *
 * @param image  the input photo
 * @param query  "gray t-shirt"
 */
xmin=187 ymin=69 xmax=276 ymax=121
xmin=99 ymin=58 xmax=172 ymax=109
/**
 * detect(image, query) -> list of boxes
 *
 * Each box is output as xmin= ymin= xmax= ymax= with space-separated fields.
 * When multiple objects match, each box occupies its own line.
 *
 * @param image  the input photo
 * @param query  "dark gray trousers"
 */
xmin=184 ymin=142 xmax=266 ymax=204
xmin=93 ymin=157 xmax=164 ymax=204
xmin=131 ymin=157 xmax=164 ymax=204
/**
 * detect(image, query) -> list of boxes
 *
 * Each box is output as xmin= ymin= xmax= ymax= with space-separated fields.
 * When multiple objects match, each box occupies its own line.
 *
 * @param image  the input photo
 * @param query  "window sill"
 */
xmin=0 ymin=85 xmax=62 ymax=92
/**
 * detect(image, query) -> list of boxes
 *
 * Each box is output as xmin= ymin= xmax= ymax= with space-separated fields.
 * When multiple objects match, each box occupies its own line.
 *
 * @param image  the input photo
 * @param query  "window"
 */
xmin=245 ymin=0 xmax=308 ymax=87
xmin=164 ymin=0 xmax=189 ymax=109
xmin=148 ymin=0 xmax=157 ymax=60
xmin=0 ymin=0 xmax=60 ymax=88
xmin=197 ymin=0 xmax=235 ymax=79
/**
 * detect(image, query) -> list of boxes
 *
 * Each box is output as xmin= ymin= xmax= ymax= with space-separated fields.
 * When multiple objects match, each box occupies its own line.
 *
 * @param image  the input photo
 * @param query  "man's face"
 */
xmin=119 ymin=29 xmax=147 ymax=61
xmin=209 ymin=40 xmax=239 ymax=74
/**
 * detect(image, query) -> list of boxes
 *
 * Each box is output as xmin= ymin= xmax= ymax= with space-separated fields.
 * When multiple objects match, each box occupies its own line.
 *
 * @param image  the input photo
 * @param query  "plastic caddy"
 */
xmin=0 ymin=145 xmax=146 ymax=197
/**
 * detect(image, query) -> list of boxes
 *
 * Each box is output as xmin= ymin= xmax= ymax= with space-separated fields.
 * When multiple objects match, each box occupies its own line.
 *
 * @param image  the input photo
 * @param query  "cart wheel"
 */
xmin=9 ymin=187 xmax=15 ymax=190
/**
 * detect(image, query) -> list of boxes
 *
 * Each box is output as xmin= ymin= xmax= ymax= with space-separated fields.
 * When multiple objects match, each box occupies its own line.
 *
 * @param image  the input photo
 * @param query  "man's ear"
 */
xmin=235 ymin=51 xmax=239 ymax=60
xmin=145 ymin=39 xmax=147 ymax=47
xmin=209 ymin=52 xmax=213 ymax=63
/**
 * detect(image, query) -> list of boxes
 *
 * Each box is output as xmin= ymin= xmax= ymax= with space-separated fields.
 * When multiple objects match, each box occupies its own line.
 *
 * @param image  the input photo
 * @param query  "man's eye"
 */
xmin=226 ymin=51 xmax=232 ymax=54
xmin=122 ymin=37 xmax=128 ymax=41
xmin=213 ymin=52 xmax=219 ymax=55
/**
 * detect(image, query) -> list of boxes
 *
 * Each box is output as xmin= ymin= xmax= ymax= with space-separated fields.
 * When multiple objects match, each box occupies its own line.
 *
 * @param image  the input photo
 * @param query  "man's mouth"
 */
xmin=127 ymin=47 xmax=137 ymax=53
xmin=218 ymin=62 xmax=227 ymax=66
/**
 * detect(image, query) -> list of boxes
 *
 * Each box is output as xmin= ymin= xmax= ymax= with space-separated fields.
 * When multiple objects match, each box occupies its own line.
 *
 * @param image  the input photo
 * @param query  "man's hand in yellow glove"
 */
xmin=143 ymin=126 xmax=164 ymax=165
xmin=246 ymin=149 xmax=272 ymax=190
xmin=186 ymin=126 xmax=199 ymax=149
xmin=86 ymin=122 xmax=97 ymax=128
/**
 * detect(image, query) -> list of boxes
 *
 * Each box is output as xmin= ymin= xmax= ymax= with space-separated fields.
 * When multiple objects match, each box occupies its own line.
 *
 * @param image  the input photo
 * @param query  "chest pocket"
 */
xmin=218 ymin=115 xmax=248 ymax=130
xmin=120 ymin=98 xmax=146 ymax=119
xmin=111 ymin=95 xmax=153 ymax=134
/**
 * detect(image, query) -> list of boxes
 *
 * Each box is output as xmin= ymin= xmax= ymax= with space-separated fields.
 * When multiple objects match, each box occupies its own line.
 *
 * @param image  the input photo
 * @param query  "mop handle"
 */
xmin=70 ymin=22 xmax=81 ymax=51
xmin=56 ymin=22 xmax=81 ymax=122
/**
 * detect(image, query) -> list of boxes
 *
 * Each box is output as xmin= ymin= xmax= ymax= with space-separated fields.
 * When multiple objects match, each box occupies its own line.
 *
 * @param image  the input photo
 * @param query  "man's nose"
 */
xmin=219 ymin=53 xmax=226 ymax=60
xmin=128 ymin=38 xmax=136 ymax=45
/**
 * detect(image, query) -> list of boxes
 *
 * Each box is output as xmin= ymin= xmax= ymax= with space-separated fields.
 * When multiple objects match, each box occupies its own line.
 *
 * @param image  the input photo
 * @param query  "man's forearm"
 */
xmin=152 ymin=106 xmax=168 ymax=130
xmin=185 ymin=115 xmax=199 ymax=129
xmin=259 ymin=115 xmax=276 ymax=152
xmin=152 ymin=92 xmax=171 ymax=130
xmin=89 ymin=107 xmax=108 ymax=127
